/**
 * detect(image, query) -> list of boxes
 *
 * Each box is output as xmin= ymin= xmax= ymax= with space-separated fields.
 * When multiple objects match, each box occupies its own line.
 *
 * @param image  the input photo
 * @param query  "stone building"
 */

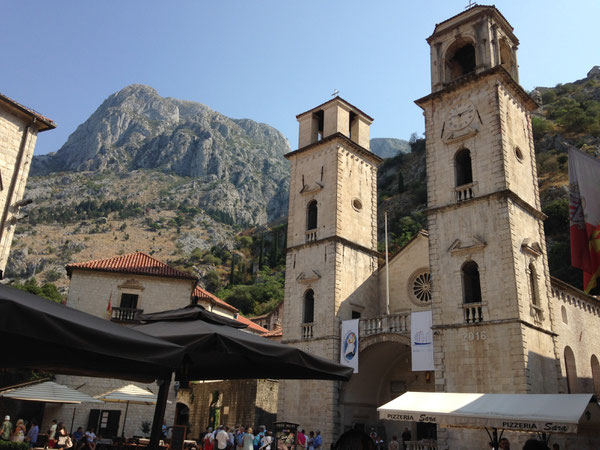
xmin=0 ymin=93 xmax=55 ymax=276
xmin=44 ymin=252 xmax=198 ymax=439
xmin=249 ymin=300 xmax=283 ymax=331
xmin=277 ymin=6 xmax=600 ymax=450
xmin=52 ymin=251 xmax=271 ymax=439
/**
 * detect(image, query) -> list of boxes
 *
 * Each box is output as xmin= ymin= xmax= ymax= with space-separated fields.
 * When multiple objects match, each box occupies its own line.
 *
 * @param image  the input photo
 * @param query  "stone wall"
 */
xmin=179 ymin=379 xmax=278 ymax=439
xmin=44 ymin=375 xmax=175 ymax=439
xmin=0 ymin=105 xmax=40 ymax=274
xmin=551 ymin=280 xmax=600 ymax=394
xmin=378 ymin=233 xmax=430 ymax=313
xmin=66 ymin=270 xmax=195 ymax=318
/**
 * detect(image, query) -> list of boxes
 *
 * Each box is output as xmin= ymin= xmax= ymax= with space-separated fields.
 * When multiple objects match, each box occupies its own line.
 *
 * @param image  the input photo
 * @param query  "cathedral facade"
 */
xmin=278 ymin=6 xmax=600 ymax=450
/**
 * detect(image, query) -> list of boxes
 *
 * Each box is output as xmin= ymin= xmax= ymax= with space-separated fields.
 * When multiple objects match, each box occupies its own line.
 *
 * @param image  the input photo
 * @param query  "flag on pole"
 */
xmin=568 ymin=147 xmax=600 ymax=293
xmin=107 ymin=292 xmax=112 ymax=313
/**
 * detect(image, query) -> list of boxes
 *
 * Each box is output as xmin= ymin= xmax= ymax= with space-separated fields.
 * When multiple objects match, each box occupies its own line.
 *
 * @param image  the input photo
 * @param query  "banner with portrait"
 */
xmin=340 ymin=319 xmax=359 ymax=373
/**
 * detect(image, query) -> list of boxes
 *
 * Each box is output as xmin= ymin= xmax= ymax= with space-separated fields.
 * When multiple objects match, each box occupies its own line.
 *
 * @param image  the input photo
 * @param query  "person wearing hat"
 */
xmin=0 ymin=415 xmax=12 ymax=441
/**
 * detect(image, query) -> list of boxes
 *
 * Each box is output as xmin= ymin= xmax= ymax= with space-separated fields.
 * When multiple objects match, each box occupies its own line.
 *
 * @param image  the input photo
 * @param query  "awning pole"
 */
xmin=70 ymin=408 xmax=76 ymax=433
xmin=484 ymin=427 xmax=500 ymax=450
xmin=122 ymin=401 xmax=130 ymax=437
xmin=149 ymin=379 xmax=170 ymax=450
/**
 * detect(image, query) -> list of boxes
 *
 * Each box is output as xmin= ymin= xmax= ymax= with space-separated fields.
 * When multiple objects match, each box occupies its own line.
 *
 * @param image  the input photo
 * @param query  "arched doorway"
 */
xmin=339 ymin=338 xmax=435 ymax=444
xmin=175 ymin=402 xmax=190 ymax=427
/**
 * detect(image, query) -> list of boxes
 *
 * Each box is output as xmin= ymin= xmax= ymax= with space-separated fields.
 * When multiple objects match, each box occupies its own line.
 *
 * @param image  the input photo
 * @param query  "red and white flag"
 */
xmin=107 ymin=292 xmax=112 ymax=313
xmin=568 ymin=148 xmax=600 ymax=293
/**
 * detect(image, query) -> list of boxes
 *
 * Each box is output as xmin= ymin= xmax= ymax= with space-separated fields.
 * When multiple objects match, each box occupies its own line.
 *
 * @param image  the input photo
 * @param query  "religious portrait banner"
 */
xmin=340 ymin=319 xmax=359 ymax=373
xmin=411 ymin=310 xmax=434 ymax=371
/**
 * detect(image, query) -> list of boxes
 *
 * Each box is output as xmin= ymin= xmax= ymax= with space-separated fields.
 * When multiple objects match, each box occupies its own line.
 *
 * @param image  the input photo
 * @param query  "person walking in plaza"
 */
xmin=400 ymin=428 xmax=411 ymax=450
xmin=242 ymin=427 xmax=254 ymax=450
xmin=11 ymin=419 xmax=26 ymax=442
xmin=25 ymin=419 xmax=39 ymax=448
xmin=55 ymin=422 xmax=71 ymax=449
xmin=0 ymin=415 xmax=13 ymax=441
xmin=203 ymin=427 xmax=215 ymax=450
xmin=295 ymin=429 xmax=306 ymax=450
xmin=235 ymin=426 xmax=245 ymax=450
xmin=48 ymin=419 xmax=58 ymax=448
xmin=226 ymin=426 xmax=234 ymax=450
xmin=313 ymin=431 xmax=322 ymax=450
xmin=253 ymin=426 xmax=265 ymax=450
xmin=388 ymin=435 xmax=399 ymax=450
xmin=216 ymin=425 xmax=228 ymax=450
xmin=307 ymin=431 xmax=315 ymax=450
xmin=260 ymin=431 xmax=273 ymax=450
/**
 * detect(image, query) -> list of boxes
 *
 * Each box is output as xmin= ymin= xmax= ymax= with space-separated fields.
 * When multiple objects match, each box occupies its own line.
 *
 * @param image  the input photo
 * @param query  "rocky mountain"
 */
xmin=370 ymin=137 xmax=410 ymax=158
xmin=32 ymin=85 xmax=291 ymax=225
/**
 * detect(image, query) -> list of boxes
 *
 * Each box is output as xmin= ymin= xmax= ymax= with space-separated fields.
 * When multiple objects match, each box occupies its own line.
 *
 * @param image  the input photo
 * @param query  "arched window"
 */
xmin=591 ymin=355 xmax=600 ymax=395
xmin=445 ymin=39 xmax=476 ymax=83
xmin=455 ymin=149 xmax=473 ymax=187
xmin=307 ymin=200 xmax=318 ymax=230
xmin=499 ymin=39 xmax=514 ymax=76
xmin=564 ymin=346 xmax=578 ymax=393
xmin=529 ymin=263 xmax=539 ymax=306
xmin=303 ymin=289 xmax=315 ymax=323
xmin=561 ymin=305 xmax=568 ymax=324
xmin=462 ymin=261 xmax=482 ymax=304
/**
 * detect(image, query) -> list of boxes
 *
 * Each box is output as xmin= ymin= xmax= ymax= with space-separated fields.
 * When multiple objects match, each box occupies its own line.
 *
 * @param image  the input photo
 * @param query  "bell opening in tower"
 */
xmin=454 ymin=148 xmax=473 ymax=187
xmin=445 ymin=39 xmax=476 ymax=83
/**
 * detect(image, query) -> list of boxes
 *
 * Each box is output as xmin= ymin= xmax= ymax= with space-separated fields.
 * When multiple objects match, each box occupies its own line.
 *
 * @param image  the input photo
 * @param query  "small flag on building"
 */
xmin=107 ymin=292 xmax=112 ymax=313
xmin=568 ymin=148 xmax=600 ymax=293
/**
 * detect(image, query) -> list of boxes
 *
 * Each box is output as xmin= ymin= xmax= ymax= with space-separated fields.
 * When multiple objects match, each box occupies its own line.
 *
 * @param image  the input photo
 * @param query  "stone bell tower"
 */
xmin=277 ymin=97 xmax=382 ymax=443
xmin=415 ymin=4 xmax=562 ymax=400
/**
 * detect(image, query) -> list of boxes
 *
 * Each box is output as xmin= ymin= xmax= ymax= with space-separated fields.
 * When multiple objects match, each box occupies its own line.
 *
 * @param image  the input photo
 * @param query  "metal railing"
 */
xmin=111 ymin=307 xmax=143 ymax=323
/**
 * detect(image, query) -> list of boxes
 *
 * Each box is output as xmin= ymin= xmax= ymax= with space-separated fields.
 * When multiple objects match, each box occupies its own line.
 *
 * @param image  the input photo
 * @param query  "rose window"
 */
xmin=409 ymin=269 xmax=432 ymax=304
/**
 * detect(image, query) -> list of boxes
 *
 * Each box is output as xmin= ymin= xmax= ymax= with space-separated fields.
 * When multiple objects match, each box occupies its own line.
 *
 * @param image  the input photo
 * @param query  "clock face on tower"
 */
xmin=447 ymin=101 xmax=476 ymax=131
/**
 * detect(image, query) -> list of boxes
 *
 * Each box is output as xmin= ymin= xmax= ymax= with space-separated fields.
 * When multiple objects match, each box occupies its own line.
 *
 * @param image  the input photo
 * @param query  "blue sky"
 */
xmin=2 ymin=1 xmax=599 ymax=155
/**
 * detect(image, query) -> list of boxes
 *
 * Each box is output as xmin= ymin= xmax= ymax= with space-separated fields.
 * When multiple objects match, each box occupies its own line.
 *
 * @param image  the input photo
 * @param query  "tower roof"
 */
xmin=296 ymin=96 xmax=374 ymax=123
xmin=66 ymin=251 xmax=197 ymax=280
xmin=427 ymin=5 xmax=517 ymax=45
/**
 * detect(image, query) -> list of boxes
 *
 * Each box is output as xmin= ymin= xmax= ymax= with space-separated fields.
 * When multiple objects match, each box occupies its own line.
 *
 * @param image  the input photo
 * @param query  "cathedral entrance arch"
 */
xmin=339 ymin=340 xmax=434 ymax=443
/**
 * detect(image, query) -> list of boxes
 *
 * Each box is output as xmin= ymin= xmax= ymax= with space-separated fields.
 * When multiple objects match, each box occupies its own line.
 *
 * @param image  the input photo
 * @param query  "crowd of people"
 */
xmin=200 ymin=425 xmax=322 ymax=450
xmin=0 ymin=415 xmax=97 ymax=449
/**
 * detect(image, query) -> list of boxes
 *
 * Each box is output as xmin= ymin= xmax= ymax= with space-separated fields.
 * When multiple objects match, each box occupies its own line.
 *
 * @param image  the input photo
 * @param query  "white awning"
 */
xmin=96 ymin=384 xmax=157 ymax=405
xmin=0 ymin=381 xmax=102 ymax=404
xmin=378 ymin=391 xmax=598 ymax=434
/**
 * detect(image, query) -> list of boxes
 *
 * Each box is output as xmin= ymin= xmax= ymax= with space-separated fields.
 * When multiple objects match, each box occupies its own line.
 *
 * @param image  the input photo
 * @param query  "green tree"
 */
xmin=13 ymin=278 xmax=63 ymax=303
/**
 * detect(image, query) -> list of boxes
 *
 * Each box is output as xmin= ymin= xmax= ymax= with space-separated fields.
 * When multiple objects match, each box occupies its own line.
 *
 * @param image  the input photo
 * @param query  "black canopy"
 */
xmin=139 ymin=304 xmax=247 ymax=328
xmin=0 ymin=285 xmax=182 ymax=382
xmin=135 ymin=304 xmax=353 ymax=381
xmin=136 ymin=304 xmax=353 ymax=448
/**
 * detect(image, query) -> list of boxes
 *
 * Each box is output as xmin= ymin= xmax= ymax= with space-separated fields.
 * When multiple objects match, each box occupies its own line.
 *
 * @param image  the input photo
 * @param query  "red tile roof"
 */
xmin=0 ymin=93 xmax=56 ymax=132
xmin=236 ymin=315 xmax=269 ymax=334
xmin=66 ymin=252 xmax=197 ymax=280
xmin=193 ymin=286 xmax=239 ymax=313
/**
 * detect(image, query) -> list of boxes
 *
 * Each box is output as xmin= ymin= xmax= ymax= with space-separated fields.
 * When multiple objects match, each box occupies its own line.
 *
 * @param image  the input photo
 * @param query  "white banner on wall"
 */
xmin=340 ymin=319 xmax=359 ymax=373
xmin=411 ymin=310 xmax=434 ymax=371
